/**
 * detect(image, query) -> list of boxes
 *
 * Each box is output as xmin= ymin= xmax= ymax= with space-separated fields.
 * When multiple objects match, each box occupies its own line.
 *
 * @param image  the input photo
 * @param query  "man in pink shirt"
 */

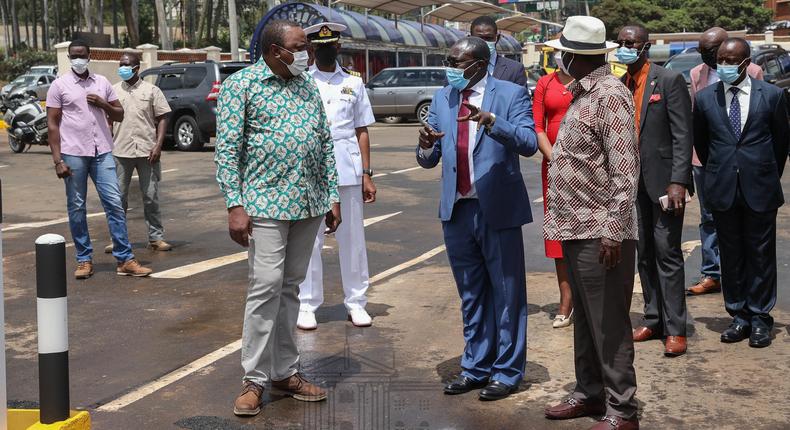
xmin=687 ymin=27 xmax=763 ymax=296
xmin=46 ymin=40 xmax=152 ymax=279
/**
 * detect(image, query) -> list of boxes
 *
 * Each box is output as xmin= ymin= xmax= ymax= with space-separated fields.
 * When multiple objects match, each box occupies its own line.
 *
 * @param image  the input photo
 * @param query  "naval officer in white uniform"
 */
xmin=297 ymin=22 xmax=377 ymax=330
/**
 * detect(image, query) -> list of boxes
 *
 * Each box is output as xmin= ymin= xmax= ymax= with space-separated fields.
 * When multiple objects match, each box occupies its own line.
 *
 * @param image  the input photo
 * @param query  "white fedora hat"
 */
xmin=546 ymin=16 xmax=618 ymax=55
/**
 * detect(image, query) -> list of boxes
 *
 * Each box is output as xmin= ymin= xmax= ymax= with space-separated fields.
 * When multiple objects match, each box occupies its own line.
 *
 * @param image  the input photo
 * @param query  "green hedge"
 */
xmin=0 ymin=50 xmax=58 ymax=82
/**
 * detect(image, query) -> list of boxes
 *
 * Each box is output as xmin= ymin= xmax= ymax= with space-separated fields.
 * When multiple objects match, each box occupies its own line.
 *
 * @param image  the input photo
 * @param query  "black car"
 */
xmin=140 ymin=61 xmax=250 ymax=151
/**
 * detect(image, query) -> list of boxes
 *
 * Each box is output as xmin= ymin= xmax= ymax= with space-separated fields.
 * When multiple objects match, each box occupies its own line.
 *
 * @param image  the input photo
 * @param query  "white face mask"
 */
xmin=554 ymin=52 xmax=568 ymax=74
xmin=277 ymin=46 xmax=309 ymax=77
xmin=70 ymin=58 xmax=90 ymax=74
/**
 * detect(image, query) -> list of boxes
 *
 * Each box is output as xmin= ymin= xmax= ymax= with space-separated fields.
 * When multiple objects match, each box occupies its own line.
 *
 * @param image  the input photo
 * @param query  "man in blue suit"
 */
xmin=469 ymin=16 xmax=528 ymax=87
xmin=416 ymin=37 xmax=538 ymax=401
xmin=694 ymin=38 xmax=789 ymax=348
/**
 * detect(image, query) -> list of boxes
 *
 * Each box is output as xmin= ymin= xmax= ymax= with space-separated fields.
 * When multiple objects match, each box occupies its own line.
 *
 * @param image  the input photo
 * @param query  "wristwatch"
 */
xmin=363 ymin=168 xmax=374 ymax=176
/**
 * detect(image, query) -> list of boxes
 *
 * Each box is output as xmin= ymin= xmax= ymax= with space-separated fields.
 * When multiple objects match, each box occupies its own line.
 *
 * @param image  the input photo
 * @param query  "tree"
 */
xmin=154 ymin=0 xmax=172 ymax=49
xmin=683 ymin=0 xmax=772 ymax=32
xmin=122 ymin=0 xmax=139 ymax=46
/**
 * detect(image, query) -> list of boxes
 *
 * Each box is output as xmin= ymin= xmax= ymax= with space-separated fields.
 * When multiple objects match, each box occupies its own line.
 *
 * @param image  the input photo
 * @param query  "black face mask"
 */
xmin=315 ymin=46 xmax=338 ymax=66
xmin=701 ymin=49 xmax=718 ymax=69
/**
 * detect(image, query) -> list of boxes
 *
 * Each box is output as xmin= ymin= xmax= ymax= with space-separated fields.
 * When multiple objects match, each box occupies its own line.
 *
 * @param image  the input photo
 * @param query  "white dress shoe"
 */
xmin=297 ymin=310 xmax=317 ymax=330
xmin=552 ymin=309 xmax=574 ymax=328
xmin=348 ymin=309 xmax=372 ymax=327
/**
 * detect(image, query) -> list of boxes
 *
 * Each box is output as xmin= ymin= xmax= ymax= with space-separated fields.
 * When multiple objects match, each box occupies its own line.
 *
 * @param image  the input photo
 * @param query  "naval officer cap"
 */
xmin=305 ymin=22 xmax=347 ymax=44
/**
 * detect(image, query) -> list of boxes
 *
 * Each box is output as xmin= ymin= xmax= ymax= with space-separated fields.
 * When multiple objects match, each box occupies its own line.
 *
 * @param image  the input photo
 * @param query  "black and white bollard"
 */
xmin=35 ymin=233 xmax=70 ymax=424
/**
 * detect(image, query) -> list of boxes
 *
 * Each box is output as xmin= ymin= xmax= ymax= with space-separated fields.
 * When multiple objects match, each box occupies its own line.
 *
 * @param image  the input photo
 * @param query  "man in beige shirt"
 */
xmin=108 ymin=52 xmax=172 ymax=252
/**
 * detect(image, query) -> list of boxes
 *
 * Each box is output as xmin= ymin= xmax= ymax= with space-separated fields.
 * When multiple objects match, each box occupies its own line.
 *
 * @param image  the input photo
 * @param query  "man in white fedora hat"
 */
xmin=542 ymin=16 xmax=641 ymax=430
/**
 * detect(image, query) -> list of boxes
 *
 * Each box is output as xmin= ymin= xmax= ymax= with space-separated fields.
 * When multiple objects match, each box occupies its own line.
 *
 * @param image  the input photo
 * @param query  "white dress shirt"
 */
xmin=421 ymin=75 xmax=488 ymax=200
xmin=723 ymin=76 xmax=751 ymax=134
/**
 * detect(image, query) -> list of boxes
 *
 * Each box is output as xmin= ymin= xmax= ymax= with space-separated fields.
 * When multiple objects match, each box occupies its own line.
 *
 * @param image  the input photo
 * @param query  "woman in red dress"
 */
xmin=533 ymin=52 xmax=575 ymax=328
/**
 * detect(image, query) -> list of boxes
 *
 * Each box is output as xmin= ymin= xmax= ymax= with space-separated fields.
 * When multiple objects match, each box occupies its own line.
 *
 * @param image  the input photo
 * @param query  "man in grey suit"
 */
xmin=470 ymin=16 xmax=528 ymax=87
xmin=616 ymin=24 xmax=693 ymax=357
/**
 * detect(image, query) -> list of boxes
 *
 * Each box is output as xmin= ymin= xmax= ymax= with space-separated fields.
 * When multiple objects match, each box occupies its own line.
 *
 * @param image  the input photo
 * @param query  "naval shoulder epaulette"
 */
xmin=341 ymin=66 xmax=361 ymax=77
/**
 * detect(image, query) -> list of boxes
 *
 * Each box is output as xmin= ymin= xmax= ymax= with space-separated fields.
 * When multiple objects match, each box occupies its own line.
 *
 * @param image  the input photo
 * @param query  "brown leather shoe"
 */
xmin=665 ymin=336 xmax=687 ymax=357
xmin=545 ymin=397 xmax=606 ymax=420
xmin=687 ymin=277 xmax=721 ymax=296
xmin=147 ymin=240 xmax=173 ymax=251
xmin=589 ymin=415 xmax=639 ymax=429
xmin=632 ymin=326 xmax=657 ymax=342
xmin=74 ymin=261 xmax=94 ymax=279
xmin=271 ymin=373 xmax=327 ymax=402
xmin=116 ymin=259 xmax=153 ymax=277
xmin=233 ymin=381 xmax=263 ymax=416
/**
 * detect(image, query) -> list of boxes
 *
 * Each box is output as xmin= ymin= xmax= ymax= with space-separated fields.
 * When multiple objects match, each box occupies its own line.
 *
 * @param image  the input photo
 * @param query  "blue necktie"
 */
xmin=729 ymin=87 xmax=741 ymax=140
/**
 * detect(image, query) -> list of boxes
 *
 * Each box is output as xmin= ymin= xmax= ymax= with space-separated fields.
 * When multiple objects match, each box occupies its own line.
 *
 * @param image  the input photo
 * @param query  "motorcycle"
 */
xmin=1 ymin=91 xmax=48 ymax=153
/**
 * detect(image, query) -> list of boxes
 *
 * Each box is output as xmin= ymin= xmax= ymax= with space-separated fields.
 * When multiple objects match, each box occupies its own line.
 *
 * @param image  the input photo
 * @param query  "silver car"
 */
xmin=1 ymin=74 xmax=55 ymax=102
xmin=366 ymin=67 xmax=448 ymax=124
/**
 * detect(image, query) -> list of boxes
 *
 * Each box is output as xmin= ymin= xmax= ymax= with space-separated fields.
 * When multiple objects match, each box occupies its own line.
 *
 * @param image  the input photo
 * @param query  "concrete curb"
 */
xmin=8 ymin=409 xmax=90 ymax=430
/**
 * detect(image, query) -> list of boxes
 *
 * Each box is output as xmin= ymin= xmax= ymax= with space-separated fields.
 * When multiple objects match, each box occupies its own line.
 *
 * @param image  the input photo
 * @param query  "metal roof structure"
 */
xmin=331 ymin=0 xmax=444 ymax=15
xmin=496 ymin=14 xmax=563 ymax=31
xmin=425 ymin=1 xmax=513 ymax=22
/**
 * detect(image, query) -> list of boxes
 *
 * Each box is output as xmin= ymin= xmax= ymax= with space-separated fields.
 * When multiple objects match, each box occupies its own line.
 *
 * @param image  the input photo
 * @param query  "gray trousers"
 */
xmin=242 ymin=216 xmax=323 ymax=384
xmin=636 ymin=188 xmax=688 ymax=336
xmin=563 ymin=239 xmax=638 ymax=420
xmin=114 ymin=156 xmax=164 ymax=241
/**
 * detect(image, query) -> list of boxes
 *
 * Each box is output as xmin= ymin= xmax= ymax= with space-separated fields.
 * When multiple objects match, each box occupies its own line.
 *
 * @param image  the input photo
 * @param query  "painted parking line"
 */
xmin=3 ymin=212 xmax=106 ymax=232
xmin=0 ymin=165 xmax=8 ymax=168
xmin=372 ymin=165 xmax=427 ymax=179
xmin=152 ymin=212 xmax=403 ymax=279
xmin=131 ymin=168 xmax=179 ymax=180
xmin=633 ymin=240 xmax=701 ymax=294
xmin=96 ymin=241 xmax=446 ymax=412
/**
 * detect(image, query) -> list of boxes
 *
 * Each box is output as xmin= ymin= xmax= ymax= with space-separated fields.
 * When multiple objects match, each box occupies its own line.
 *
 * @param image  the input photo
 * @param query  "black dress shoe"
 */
xmin=720 ymin=323 xmax=750 ymax=343
xmin=479 ymin=380 xmax=516 ymax=401
xmin=443 ymin=375 xmax=488 ymax=395
xmin=749 ymin=327 xmax=772 ymax=348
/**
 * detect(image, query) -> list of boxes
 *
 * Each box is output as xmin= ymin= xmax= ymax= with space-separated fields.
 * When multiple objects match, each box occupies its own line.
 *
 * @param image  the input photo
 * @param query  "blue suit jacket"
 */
xmin=693 ymin=78 xmax=789 ymax=212
xmin=493 ymin=55 xmax=527 ymax=87
xmin=416 ymin=77 xmax=538 ymax=229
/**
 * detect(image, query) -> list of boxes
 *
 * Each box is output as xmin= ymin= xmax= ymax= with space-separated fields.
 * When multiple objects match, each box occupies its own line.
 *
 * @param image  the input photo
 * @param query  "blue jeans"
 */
xmin=693 ymin=165 xmax=720 ymax=279
xmin=62 ymin=153 xmax=134 ymax=263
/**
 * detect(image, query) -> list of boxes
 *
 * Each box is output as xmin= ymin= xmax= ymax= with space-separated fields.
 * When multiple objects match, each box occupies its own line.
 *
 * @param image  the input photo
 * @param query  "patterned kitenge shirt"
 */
xmin=544 ymin=65 xmax=640 ymax=242
xmin=214 ymin=59 xmax=340 ymax=220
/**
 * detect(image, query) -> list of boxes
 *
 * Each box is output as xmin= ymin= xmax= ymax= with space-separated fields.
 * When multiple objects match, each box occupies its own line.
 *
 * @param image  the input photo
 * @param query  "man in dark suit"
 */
xmin=694 ymin=38 xmax=789 ymax=348
xmin=616 ymin=25 xmax=693 ymax=357
xmin=470 ymin=16 xmax=528 ymax=87
xmin=417 ymin=37 xmax=537 ymax=401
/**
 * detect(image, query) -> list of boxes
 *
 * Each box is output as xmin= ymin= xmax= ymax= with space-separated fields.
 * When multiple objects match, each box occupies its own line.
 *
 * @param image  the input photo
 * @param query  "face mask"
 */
xmin=118 ymin=65 xmax=138 ymax=81
xmin=716 ymin=59 xmax=747 ymax=84
xmin=615 ymin=47 xmax=640 ymax=65
xmin=486 ymin=41 xmax=497 ymax=60
xmin=554 ymin=52 xmax=567 ymax=74
xmin=70 ymin=58 xmax=90 ymax=74
xmin=314 ymin=45 xmax=338 ymax=66
xmin=277 ymin=46 xmax=310 ymax=77
xmin=446 ymin=61 xmax=479 ymax=91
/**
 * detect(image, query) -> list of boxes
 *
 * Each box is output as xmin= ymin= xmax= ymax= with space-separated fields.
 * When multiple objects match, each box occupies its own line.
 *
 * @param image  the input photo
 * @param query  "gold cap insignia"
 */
xmin=319 ymin=26 xmax=333 ymax=38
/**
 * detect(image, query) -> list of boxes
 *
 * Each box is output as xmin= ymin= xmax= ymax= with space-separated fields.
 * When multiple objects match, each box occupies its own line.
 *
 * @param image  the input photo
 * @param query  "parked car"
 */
xmin=1 ymin=74 xmax=55 ymax=102
xmin=366 ymin=67 xmax=447 ymax=124
xmin=27 ymin=65 xmax=59 ymax=76
xmin=663 ymin=49 xmax=702 ymax=85
xmin=140 ymin=61 xmax=250 ymax=151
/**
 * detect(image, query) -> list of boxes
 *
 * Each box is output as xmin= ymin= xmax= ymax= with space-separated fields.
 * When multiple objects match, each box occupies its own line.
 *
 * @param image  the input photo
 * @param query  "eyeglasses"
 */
xmin=614 ymin=40 xmax=643 ymax=48
xmin=442 ymin=58 xmax=479 ymax=68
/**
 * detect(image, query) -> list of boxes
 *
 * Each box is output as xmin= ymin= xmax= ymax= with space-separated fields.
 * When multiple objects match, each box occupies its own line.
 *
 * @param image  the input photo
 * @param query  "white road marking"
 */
xmin=633 ymin=240 xmax=701 ymax=294
xmin=372 ymin=172 xmax=389 ymax=178
xmin=99 ymin=243 xmax=447 ymax=412
xmin=96 ymin=339 xmax=243 ymax=412
xmin=533 ymin=196 xmax=544 ymax=203
xmin=131 ymin=168 xmax=179 ymax=180
xmin=3 ymin=212 xmax=106 ymax=232
xmin=363 ymin=211 xmax=401 ymax=227
xmin=389 ymin=166 xmax=422 ymax=175
xmin=2 ymin=243 xmax=74 ymax=261
xmin=0 ymin=165 xmax=8 ymax=168
xmin=152 ymin=212 xmax=403 ymax=279
xmin=369 ymin=244 xmax=446 ymax=284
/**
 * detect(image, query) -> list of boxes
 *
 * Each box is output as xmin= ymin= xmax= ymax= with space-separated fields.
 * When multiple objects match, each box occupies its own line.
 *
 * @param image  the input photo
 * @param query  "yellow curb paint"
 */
xmin=8 ymin=410 xmax=90 ymax=430
xmin=0 ymin=119 xmax=6 ymax=129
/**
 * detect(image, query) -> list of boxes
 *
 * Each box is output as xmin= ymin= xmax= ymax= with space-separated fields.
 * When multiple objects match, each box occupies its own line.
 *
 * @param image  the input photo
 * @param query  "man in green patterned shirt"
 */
xmin=214 ymin=19 xmax=342 ymax=417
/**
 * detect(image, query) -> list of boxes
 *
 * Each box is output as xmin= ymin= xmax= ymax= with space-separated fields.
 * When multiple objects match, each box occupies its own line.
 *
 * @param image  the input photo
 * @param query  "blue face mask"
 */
xmin=118 ymin=65 xmax=137 ymax=81
xmin=615 ymin=47 xmax=640 ymax=65
xmin=716 ymin=60 xmax=747 ymax=84
xmin=486 ymin=41 xmax=497 ymax=60
xmin=446 ymin=61 xmax=479 ymax=91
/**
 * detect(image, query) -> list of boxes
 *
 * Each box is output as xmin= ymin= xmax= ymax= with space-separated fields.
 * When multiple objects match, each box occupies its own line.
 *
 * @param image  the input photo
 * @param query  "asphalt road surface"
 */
xmin=1 ymin=124 xmax=789 ymax=429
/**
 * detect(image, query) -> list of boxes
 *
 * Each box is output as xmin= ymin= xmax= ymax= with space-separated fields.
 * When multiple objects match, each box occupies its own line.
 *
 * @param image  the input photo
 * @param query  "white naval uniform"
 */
xmin=299 ymin=63 xmax=376 ymax=312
